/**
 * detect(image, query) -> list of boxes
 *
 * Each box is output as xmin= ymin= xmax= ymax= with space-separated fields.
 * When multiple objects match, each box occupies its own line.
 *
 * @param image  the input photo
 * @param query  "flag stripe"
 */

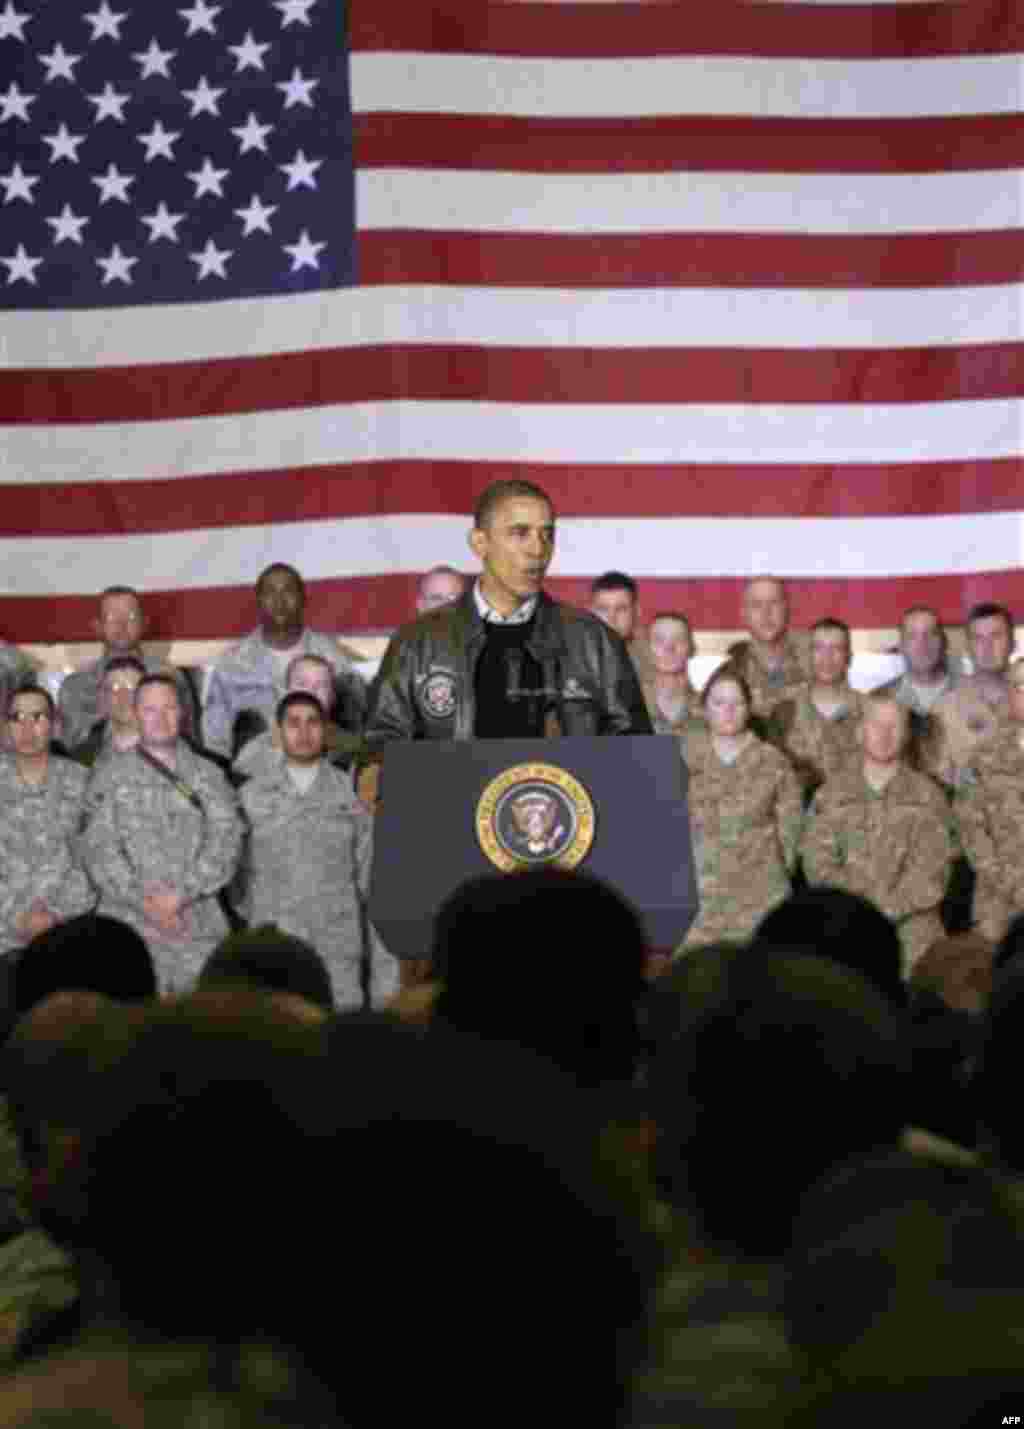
xmin=1 ymin=459 xmax=1019 ymax=541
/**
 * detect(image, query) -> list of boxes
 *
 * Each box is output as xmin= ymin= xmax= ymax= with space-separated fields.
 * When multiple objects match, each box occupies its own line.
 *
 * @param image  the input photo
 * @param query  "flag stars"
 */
xmin=137 ymin=119 xmax=180 ymax=161
xmin=46 ymin=204 xmax=89 ymax=244
xmin=0 ymin=161 xmax=37 ymax=203
xmin=96 ymin=244 xmax=138 ymax=285
xmin=42 ymin=122 xmax=87 ymax=163
xmin=83 ymin=2 xmax=128 ymax=42
xmin=178 ymin=0 xmax=220 ymax=37
xmin=1 ymin=244 xmax=43 ymax=285
xmin=0 ymin=81 xmax=35 ymax=122
xmin=276 ymin=67 xmax=317 ymax=109
xmin=234 ymin=193 xmax=277 ymax=235
xmin=39 ymin=43 xmax=82 ymax=83
xmin=190 ymin=238 xmax=232 ymax=279
xmin=182 ymin=74 xmax=224 ymax=118
xmin=0 ymin=1 xmax=30 ymax=41
xmin=186 ymin=156 xmax=229 ymax=198
xmin=274 ymin=0 xmax=316 ymax=27
xmin=87 ymin=81 xmax=130 ymax=122
xmin=91 ymin=163 xmax=134 ymax=203
xmin=279 ymin=149 xmax=321 ymax=191
xmin=140 ymin=200 xmax=184 ymax=242
xmin=230 ymin=112 xmax=273 ymax=154
xmin=133 ymin=38 xmax=175 ymax=79
xmin=228 ymin=30 xmax=270 ymax=73
xmin=283 ymin=229 xmax=325 ymax=273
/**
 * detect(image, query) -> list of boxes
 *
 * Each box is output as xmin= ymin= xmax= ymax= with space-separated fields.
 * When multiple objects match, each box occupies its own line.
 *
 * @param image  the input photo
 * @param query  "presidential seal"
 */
xmin=418 ymin=669 xmax=458 ymax=720
xmin=476 ymin=762 xmax=595 ymax=873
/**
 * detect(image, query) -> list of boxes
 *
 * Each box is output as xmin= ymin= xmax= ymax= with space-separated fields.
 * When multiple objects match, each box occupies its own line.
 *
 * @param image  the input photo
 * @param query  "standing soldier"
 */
xmin=781 ymin=618 xmax=866 ymax=799
xmin=641 ymin=612 xmax=703 ymax=735
xmin=0 ymin=686 xmax=94 ymax=951
xmin=802 ymin=694 xmax=952 ymax=976
xmin=724 ymin=577 xmax=808 ymax=738
xmin=237 ymin=692 xmax=397 ymax=1010
xmin=233 ymin=654 xmax=362 ymax=784
xmin=80 ymin=675 xmax=243 ymax=992
xmin=931 ymin=602 xmax=1017 ymax=787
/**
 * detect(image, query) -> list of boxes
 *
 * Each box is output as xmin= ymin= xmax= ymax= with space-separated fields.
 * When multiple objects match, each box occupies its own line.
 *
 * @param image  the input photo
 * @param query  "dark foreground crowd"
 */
xmin=0 ymin=877 xmax=1022 ymax=1425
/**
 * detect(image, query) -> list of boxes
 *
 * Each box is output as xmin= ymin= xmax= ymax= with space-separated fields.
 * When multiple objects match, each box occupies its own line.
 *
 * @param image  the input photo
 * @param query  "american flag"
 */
xmin=1 ymin=1 xmax=1021 ymax=642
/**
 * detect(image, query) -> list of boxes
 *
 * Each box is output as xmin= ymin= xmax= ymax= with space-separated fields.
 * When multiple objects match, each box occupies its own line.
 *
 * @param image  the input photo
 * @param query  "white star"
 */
xmin=46 ymin=203 xmax=90 ymax=244
xmin=83 ymin=2 xmax=128 ymax=41
xmin=0 ymin=2 xmax=30 ymax=41
xmin=178 ymin=0 xmax=220 ymax=36
xmin=91 ymin=163 xmax=134 ymax=203
xmin=87 ymin=81 xmax=130 ymax=122
xmin=230 ymin=111 xmax=273 ymax=154
xmin=181 ymin=74 xmax=224 ymax=118
xmin=189 ymin=238 xmax=232 ymax=280
xmin=39 ymin=43 xmax=82 ymax=82
xmin=0 ymin=161 xmax=38 ymax=203
xmin=137 ymin=119 xmax=179 ymax=161
xmin=139 ymin=199 xmax=184 ymax=242
xmin=283 ymin=228 xmax=325 ymax=273
xmin=133 ymin=38 xmax=175 ymax=79
xmin=279 ymin=149 xmax=322 ymax=192
xmin=273 ymin=0 xmax=315 ymax=27
xmin=186 ymin=155 xmax=228 ymax=198
xmin=96 ymin=243 xmax=138 ymax=285
xmin=227 ymin=30 xmax=270 ymax=73
xmin=276 ymin=67 xmax=317 ymax=110
xmin=0 ymin=81 xmax=35 ymax=123
xmin=1 ymin=243 xmax=42 ymax=285
xmin=234 ymin=193 xmax=277 ymax=236
xmin=41 ymin=122 xmax=87 ymax=163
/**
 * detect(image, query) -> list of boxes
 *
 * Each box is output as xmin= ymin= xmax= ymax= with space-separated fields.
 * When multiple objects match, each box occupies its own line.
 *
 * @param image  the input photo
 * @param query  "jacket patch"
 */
xmin=418 ymin=669 xmax=458 ymax=720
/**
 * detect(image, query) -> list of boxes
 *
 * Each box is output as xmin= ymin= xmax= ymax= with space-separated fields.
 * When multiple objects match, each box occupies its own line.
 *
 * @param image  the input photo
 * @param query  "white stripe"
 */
xmin=5 ymin=284 xmax=1019 ymax=368
xmin=2 ymin=399 xmax=1019 ymax=484
xmin=357 ymin=167 xmax=1024 ymax=235
xmin=2 ymin=511 xmax=1020 ymax=596
xmin=351 ymin=52 xmax=1024 ymax=121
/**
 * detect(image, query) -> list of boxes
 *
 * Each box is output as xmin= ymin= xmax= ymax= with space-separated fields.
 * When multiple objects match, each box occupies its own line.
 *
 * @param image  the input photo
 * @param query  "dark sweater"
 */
xmin=473 ymin=618 xmax=546 ymax=738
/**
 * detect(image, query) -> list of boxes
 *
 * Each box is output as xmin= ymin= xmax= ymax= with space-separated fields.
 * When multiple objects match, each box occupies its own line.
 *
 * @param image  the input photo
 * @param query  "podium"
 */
xmin=368 ymin=736 xmax=698 ymax=958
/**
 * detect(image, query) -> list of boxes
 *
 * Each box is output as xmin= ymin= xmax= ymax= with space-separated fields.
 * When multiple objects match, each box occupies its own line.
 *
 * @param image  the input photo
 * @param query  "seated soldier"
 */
xmin=780 ymin=617 xmax=866 ymax=798
xmin=724 ymin=577 xmax=808 ymax=739
xmin=0 ymin=687 xmax=95 ymax=955
xmin=236 ymin=692 xmax=397 ymax=1011
xmin=641 ymin=611 xmax=703 ymax=735
xmin=802 ymin=695 xmax=953 ymax=977
xmin=67 ymin=656 xmax=145 ymax=769
xmin=232 ymin=654 xmax=362 ymax=783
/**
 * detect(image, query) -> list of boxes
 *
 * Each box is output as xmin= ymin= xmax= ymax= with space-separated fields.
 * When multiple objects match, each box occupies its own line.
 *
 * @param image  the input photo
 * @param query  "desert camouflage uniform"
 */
xmin=780 ymin=685 xmax=867 ymax=797
xmin=955 ymin=724 xmax=1024 ymax=944
xmin=202 ymin=629 xmax=365 ymax=758
xmin=929 ymin=677 xmax=1010 ymax=787
xmin=0 ymin=757 xmax=94 ymax=952
xmin=59 ymin=656 xmax=198 ymax=749
xmin=79 ymin=744 xmax=243 ymax=991
xmin=680 ymin=736 xmax=803 ymax=951
xmin=802 ymin=764 xmax=952 ymax=974
xmin=723 ymin=635 xmax=808 ymax=739
xmin=238 ymin=761 xmax=398 ymax=1010
xmin=641 ymin=678 xmax=704 ymax=736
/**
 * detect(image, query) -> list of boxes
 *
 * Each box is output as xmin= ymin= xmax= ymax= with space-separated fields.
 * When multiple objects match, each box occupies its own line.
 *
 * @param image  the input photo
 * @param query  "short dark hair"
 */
xmin=98 ymin=585 xmax=141 ymax=605
xmin=7 ymin=684 xmax=55 ymax=720
xmin=133 ymin=672 xmax=180 ymax=707
xmin=102 ymin=655 xmax=147 ymax=682
xmin=590 ymin=571 xmax=637 ymax=600
xmin=701 ymin=664 xmax=752 ymax=712
xmin=276 ymin=690 xmax=325 ymax=725
xmin=811 ymin=617 xmax=852 ymax=649
xmin=256 ymin=563 xmax=305 ymax=598
xmin=10 ymin=914 xmax=157 ymax=1026
xmin=967 ymin=602 xmax=1014 ymax=636
xmin=472 ymin=479 xmax=553 ymax=531
xmin=201 ymin=927 xmax=334 ymax=1012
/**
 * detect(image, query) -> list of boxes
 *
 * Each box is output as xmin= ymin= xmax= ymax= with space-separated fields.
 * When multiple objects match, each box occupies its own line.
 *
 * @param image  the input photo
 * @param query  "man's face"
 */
xmin=968 ymin=615 xmax=1012 ymax=675
xmin=257 ymin=568 xmax=305 ymax=635
xmin=743 ymin=579 xmax=788 ymax=646
xmin=280 ymin=701 xmax=325 ymax=765
xmin=861 ymin=702 xmax=907 ymax=765
xmin=102 ymin=668 xmax=142 ymax=730
xmin=416 ymin=570 xmax=465 ymax=615
xmin=648 ymin=618 xmax=691 ymax=676
xmin=136 ymin=683 xmax=181 ymax=750
xmin=288 ymin=659 xmax=334 ymax=715
xmin=811 ymin=628 xmax=850 ymax=688
xmin=469 ymin=496 xmax=554 ymax=614
xmin=704 ymin=677 xmax=749 ymax=738
xmin=901 ymin=611 xmax=944 ymax=679
xmin=97 ymin=593 xmax=144 ymax=654
xmin=7 ymin=691 xmax=52 ymax=760
xmin=590 ymin=588 xmax=637 ymax=642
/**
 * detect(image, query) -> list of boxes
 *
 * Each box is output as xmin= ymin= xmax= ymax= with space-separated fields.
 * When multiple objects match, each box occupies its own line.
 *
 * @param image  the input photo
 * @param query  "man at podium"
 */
xmin=363 ymin=479 xmax=652 ymax=757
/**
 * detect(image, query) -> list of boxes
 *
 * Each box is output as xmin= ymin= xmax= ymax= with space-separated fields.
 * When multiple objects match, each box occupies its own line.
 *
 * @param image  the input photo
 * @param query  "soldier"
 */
xmin=590 ymin=570 xmax=651 ymax=682
xmin=58 ymin=587 xmax=198 ymax=749
xmin=232 ymin=654 xmax=362 ymax=784
xmin=679 ymin=667 xmax=803 ymax=951
xmin=781 ymin=618 xmax=866 ymax=798
xmin=930 ymin=602 xmax=1017 ymax=786
xmin=0 ymin=687 xmax=95 ymax=952
xmin=202 ymin=563 xmax=366 ymax=759
xmin=955 ymin=659 xmax=1024 ymax=945
xmin=641 ymin=612 xmax=703 ymax=734
xmin=724 ymin=577 xmax=807 ymax=733
xmin=415 ymin=566 xmax=467 ymax=615
xmin=874 ymin=606 xmax=954 ymax=715
xmin=802 ymin=694 xmax=952 ymax=976
xmin=80 ymin=675 xmax=243 ymax=992
xmin=66 ymin=656 xmax=145 ymax=769
xmin=237 ymin=692 xmax=397 ymax=1011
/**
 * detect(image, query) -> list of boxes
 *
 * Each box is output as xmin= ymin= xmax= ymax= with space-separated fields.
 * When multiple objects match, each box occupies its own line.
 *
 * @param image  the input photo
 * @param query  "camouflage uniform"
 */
xmin=681 ymin=736 xmax=803 ymax=950
xmin=641 ymin=678 xmax=703 ymax=736
xmin=929 ymin=677 xmax=1010 ymax=787
xmin=202 ymin=629 xmax=365 ymax=758
xmin=238 ymin=761 xmax=397 ymax=1010
xmin=955 ymin=725 xmax=1024 ymax=944
xmin=802 ymin=764 xmax=952 ymax=974
xmin=0 ymin=757 xmax=95 ymax=952
xmin=79 ymin=745 xmax=243 ymax=991
xmin=232 ymin=722 xmax=363 ymax=783
xmin=59 ymin=656 xmax=198 ymax=749
xmin=780 ymin=685 xmax=867 ymax=797
xmin=723 ymin=635 xmax=808 ymax=739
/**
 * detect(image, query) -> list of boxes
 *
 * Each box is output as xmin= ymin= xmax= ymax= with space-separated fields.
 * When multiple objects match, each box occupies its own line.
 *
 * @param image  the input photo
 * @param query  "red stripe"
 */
xmin=6 ymin=345 xmax=1019 ymax=425
xmin=0 ymin=459 xmax=1018 ymax=539
xmin=349 ymin=3 xmax=1023 ymax=60
xmin=358 ymin=231 xmax=1024 ymax=289
xmin=4 ymin=571 xmax=1021 ymax=645
xmin=355 ymin=113 xmax=1024 ymax=175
